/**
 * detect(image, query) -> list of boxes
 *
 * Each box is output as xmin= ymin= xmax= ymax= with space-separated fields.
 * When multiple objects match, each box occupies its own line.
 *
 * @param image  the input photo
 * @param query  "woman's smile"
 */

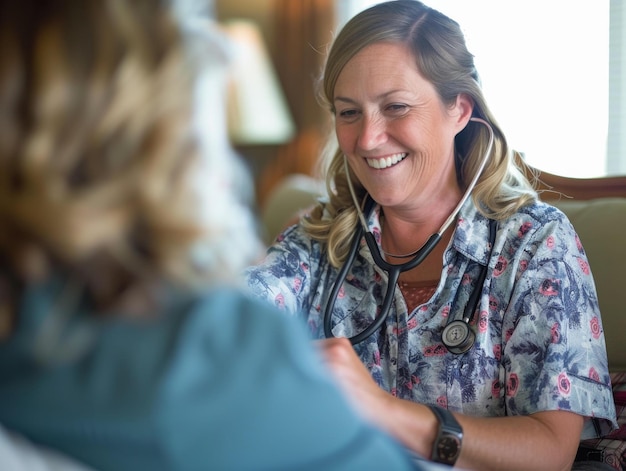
xmin=365 ymin=152 xmax=408 ymax=170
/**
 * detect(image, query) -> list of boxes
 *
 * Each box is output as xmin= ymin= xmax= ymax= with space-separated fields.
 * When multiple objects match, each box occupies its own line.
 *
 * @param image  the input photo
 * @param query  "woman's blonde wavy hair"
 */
xmin=0 ymin=0 xmax=262 ymax=321
xmin=302 ymin=0 xmax=537 ymax=268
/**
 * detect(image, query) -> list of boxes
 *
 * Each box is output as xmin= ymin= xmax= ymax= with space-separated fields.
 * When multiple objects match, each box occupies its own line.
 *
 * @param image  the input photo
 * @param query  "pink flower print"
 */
xmin=374 ymin=350 xmax=381 ymax=366
xmin=462 ymin=273 xmax=471 ymax=285
xmin=575 ymin=235 xmax=583 ymax=252
xmin=293 ymin=277 xmax=302 ymax=293
xmin=491 ymin=380 xmax=501 ymax=397
xmin=505 ymin=328 xmax=514 ymax=342
xmin=519 ymin=259 xmax=528 ymax=272
xmin=546 ymin=235 xmax=555 ymax=249
xmin=478 ymin=310 xmax=488 ymax=333
xmin=411 ymin=374 xmax=420 ymax=386
xmin=557 ymin=372 xmax=571 ymax=395
xmin=576 ymin=257 xmax=590 ymax=275
xmin=374 ymin=271 xmax=382 ymax=282
xmin=373 ymin=226 xmax=381 ymax=244
xmin=391 ymin=388 xmax=397 ymax=397
xmin=590 ymin=316 xmax=601 ymax=339
xmin=518 ymin=222 xmax=532 ymax=237
xmin=274 ymin=293 xmax=285 ymax=309
xmin=338 ymin=285 xmax=345 ymax=299
xmin=539 ymin=278 xmax=560 ymax=296
xmin=424 ymin=344 xmax=447 ymax=356
xmin=589 ymin=367 xmax=600 ymax=382
xmin=441 ymin=305 xmax=451 ymax=318
xmin=433 ymin=344 xmax=447 ymax=355
xmin=506 ymin=373 xmax=519 ymax=397
xmin=406 ymin=380 xmax=413 ymax=390
xmin=407 ymin=317 xmax=418 ymax=330
xmin=550 ymin=322 xmax=560 ymax=343
xmin=493 ymin=256 xmax=508 ymax=276
xmin=488 ymin=295 xmax=498 ymax=311
xmin=300 ymin=262 xmax=309 ymax=272
xmin=436 ymin=396 xmax=447 ymax=408
xmin=493 ymin=344 xmax=501 ymax=361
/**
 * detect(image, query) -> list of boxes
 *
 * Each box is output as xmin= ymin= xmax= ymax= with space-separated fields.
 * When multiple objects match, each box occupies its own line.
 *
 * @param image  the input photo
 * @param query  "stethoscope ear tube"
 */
xmin=348 ymin=251 xmax=400 ymax=345
xmin=324 ymin=118 xmax=495 ymax=347
xmin=324 ymin=210 xmax=443 ymax=345
xmin=323 ymin=222 xmax=364 ymax=339
xmin=367 ymin=231 xmax=442 ymax=273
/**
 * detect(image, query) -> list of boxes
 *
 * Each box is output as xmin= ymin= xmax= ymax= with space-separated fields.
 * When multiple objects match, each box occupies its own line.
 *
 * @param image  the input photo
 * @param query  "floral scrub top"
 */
xmin=245 ymin=199 xmax=618 ymax=438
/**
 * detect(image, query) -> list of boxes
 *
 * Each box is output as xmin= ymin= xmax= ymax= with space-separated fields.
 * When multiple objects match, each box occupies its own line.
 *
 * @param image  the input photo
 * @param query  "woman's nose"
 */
xmin=357 ymin=114 xmax=387 ymax=150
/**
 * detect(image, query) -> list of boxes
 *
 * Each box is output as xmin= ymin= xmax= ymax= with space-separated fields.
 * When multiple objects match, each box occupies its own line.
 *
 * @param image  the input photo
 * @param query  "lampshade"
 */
xmin=222 ymin=20 xmax=295 ymax=145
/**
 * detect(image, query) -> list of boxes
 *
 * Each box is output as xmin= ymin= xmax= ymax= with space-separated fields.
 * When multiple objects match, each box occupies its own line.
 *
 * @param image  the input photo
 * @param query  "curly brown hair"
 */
xmin=0 ymin=0 xmax=259 ymax=330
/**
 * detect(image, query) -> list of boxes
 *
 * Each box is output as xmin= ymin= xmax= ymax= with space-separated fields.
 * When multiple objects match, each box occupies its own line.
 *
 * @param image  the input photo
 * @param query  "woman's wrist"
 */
xmin=376 ymin=396 xmax=439 ymax=458
xmin=426 ymin=405 xmax=463 ymax=465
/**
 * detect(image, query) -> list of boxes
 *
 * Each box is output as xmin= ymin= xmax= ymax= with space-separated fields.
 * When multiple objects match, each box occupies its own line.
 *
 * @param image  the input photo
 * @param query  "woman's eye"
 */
xmin=386 ymin=103 xmax=408 ymax=113
xmin=337 ymin=109 xmax=359 ymax=119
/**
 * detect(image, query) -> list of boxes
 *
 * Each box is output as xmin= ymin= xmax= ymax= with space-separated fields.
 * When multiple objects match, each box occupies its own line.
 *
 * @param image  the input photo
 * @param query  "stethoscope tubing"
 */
xmin=323 ymin=117 xmax=495 ymax=346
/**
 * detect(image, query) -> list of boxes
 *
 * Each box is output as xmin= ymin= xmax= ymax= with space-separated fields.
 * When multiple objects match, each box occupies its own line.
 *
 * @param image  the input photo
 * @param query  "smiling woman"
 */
xmin=244 ymin=2 xmax=618 ymax=470
xmin=337 ymin=0 xmax=620 ymax=177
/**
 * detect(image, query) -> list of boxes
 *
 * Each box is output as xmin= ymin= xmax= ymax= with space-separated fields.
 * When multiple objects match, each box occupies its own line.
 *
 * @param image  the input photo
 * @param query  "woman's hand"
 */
xmin=314 ymin=337 xmax=392 ymax=424
xmin=315 ymin=337 xmax=584 ymax=471
xmin=315 ymin=336 xmax=438 ymax=460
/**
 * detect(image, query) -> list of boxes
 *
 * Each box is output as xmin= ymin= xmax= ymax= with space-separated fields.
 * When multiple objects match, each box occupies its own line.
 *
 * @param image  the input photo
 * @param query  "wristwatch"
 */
xmin=427 ymin=405 xmax=463 ymax=466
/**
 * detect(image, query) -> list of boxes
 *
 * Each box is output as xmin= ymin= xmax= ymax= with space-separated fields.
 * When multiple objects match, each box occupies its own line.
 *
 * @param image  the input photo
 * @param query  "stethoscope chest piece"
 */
xmin=442 ymin=319 xmax=476 ymax=355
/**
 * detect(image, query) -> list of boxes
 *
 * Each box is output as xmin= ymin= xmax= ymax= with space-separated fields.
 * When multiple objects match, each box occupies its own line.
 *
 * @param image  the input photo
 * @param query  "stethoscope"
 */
xmin=323 ymin=117 xmax=496 ymax=352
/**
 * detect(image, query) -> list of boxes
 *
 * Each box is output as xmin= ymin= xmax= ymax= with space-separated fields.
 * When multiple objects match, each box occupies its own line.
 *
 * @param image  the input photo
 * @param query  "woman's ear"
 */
xmin=451 ymin=93 xmax=474 ymax=132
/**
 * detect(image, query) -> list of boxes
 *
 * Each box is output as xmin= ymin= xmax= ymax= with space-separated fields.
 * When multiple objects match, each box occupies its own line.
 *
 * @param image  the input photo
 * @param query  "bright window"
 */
xmin=337 ymin=1 xmax=623 ymax=177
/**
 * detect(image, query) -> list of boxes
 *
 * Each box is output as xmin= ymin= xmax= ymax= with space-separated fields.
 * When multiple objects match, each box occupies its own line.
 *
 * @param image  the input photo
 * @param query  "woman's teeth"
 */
xmin=365 ymin=153 xmax=408 ymax=169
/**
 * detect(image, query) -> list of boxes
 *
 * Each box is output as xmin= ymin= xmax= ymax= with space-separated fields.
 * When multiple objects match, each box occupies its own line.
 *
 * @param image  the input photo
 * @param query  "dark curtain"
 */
xmin=257 ymin=0 xmax=335 ymax=206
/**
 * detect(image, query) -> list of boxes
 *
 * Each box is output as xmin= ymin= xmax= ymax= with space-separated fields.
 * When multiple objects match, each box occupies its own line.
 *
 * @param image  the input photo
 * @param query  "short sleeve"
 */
xmin=502 ymin=213 xmax=617 ymax=437
xmin=244 ymin=224 xmax=322 ymax=316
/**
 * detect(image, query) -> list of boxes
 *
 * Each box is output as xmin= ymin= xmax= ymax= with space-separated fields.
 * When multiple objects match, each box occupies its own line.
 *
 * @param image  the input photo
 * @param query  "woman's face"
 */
xmin=333 ymin=42 xmax=472 ymax=211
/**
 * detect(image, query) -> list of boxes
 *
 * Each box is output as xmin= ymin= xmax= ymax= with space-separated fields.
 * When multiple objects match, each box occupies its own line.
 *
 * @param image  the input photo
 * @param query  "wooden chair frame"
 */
xmin=517 ymin=156 xmax=626 ymax=200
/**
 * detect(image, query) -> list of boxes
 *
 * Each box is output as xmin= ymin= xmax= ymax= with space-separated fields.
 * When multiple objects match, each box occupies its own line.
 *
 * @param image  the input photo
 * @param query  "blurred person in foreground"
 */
xmin=0 ymin=1 xmax=431 ymax=470
xmin=244 ymin=1 xmax=617 ymax=470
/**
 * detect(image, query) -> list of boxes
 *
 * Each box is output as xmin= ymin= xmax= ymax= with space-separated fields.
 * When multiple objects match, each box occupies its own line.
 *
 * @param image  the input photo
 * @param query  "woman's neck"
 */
xmin=380 ymin=209 xmax=456 ymax=284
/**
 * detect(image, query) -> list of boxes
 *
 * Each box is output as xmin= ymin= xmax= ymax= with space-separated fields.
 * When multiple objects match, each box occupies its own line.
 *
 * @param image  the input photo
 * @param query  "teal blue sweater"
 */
xmin=0 ymin=279 xmax=420 ymax=471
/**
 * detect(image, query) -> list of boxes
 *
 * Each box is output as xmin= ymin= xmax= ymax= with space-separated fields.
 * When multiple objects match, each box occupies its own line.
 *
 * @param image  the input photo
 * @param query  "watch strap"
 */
xmin=427 ymin=405 xmax=463 ymax=465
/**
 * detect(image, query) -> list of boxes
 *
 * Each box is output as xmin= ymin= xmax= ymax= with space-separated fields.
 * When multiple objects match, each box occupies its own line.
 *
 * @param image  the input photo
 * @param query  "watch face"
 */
xmin=437 ymin=435 xmax=462 ymax=462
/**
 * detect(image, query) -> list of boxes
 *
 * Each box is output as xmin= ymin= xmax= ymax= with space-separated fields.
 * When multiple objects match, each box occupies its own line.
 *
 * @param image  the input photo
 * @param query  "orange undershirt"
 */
xmin=398 ymin=279 xmax=438 ymax=313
